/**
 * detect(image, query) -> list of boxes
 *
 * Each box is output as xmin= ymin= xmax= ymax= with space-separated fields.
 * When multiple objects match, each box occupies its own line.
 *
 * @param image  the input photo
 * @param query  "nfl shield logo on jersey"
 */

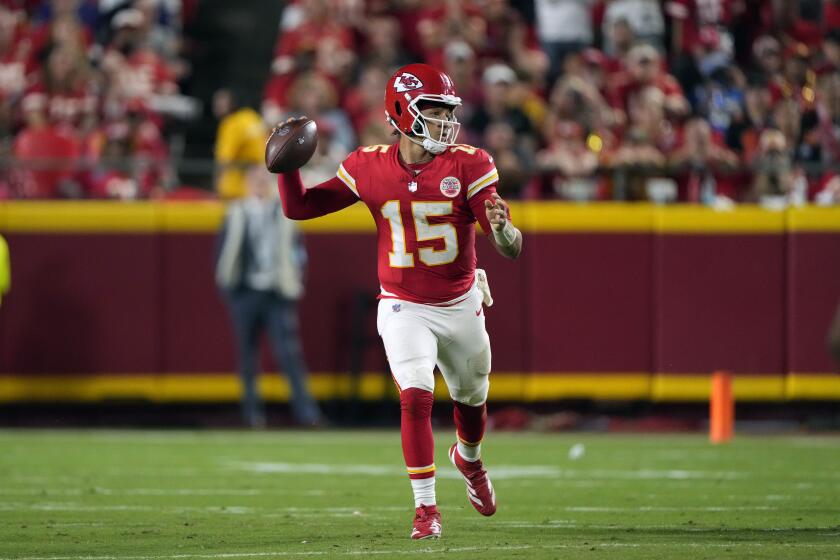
xmin=439 ymin=176 xmax=461 ymax=198
xmin=392 ymin=303 xmax=402 ymax=312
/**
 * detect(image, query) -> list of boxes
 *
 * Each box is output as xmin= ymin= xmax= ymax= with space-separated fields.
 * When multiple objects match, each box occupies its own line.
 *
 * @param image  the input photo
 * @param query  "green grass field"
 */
xmin=0 ymin=430 xmax=838 ymax=559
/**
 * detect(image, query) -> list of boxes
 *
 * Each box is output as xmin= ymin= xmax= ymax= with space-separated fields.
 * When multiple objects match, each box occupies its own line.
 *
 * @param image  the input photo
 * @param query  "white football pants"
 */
xmin=377 ymin=284 xmax=492 ymax=406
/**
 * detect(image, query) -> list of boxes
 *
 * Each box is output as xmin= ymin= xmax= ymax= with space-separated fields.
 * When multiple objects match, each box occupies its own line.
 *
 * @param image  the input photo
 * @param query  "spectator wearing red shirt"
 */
xmin=12 ymin=92 xmax=81 ymax=198
xmin=28 ymin=7 xmax=92 ymax=61
xmin=482 ymin=0 xmax=546 ymax=82
xmin=416 ymin=0 xmax=486 ymax=68
xmin=669 ymin=117 xmax=740 ymax=202
xmin=781 ymin=0 xmax=825 ymax=52
xmin=358 ymin=15 xmax=411 ymax=71
xmin=342 ymin=65 xmax=388 ymax=136
xmin=665 ymin=0 xmax=743 ymax=58
xmin=825 ymin=0 xmax=840 ymax=31
xmin=609 ymin=44 xmax=690 ymax=120
xmin=83 ymin=108 xmax=169 ymax=199
xmin=100 ymin=9 xmax=178 ymax=114
xmin=535 ymin=119 xmax=600 ymax=200
xmin=271 ymin=0 xmax=355 ymax=79
xmin=767 ymin=43 xmax=817 ymax=109
xmin=26 ymin=44 xmax=97 ymax=131
xmin=601 ymin=17 xmax=634 ymax=73
xmin=606 ymin=86 xmax=675 ymax=200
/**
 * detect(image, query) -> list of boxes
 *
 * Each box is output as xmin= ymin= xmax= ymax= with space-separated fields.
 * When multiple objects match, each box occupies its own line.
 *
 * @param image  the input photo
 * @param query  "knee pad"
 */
xmin=451 ymin=345 xmax=491 ymax=406
xmin=391 ymin=355 xmax=435 ymax=393
xmin=400 ymin=387 xmax=434 ymax=419
xmin=468 ymin=343 xmax=492 ymax=376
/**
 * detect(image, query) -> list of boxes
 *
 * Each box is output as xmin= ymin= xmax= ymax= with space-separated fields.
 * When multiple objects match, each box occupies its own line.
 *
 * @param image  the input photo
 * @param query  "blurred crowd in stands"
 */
xmin=0 ymin=0 xmax=193 ymax=199
xmin=1 ymin=0 xmax=840 ymax=205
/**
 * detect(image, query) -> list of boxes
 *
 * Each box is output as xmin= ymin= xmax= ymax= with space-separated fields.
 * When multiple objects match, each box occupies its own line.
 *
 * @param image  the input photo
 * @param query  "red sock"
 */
xmin=400 ymin=388 xmax=435 ymax=479
xmin=453 ymin=401 xmax=486 ymax=445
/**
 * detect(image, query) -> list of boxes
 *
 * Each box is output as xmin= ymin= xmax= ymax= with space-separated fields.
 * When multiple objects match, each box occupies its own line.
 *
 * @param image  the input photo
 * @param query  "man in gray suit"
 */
xmin=216 ymin=165 xmax=321 ymax=427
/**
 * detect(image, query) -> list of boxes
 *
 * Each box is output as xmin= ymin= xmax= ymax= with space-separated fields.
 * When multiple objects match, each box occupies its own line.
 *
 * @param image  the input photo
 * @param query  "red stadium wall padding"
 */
xmin=161 ymin=234 xmax=233 ymax=372
xmin=295 ymin=234 xmax=382 ymax=373
xmin=655 ymin=235 xmax=786 ymax=374
xmin=527 ymin=234 xmax=654 ymax=373
xmin=787 ymin=233 xmax=840 ymax=374
xmin=2 ymin=203 xmax=840 ymax=402
xmin=475 ymin=240 xmax=527 ymax=373
xmin=2 ymin=234 xmax=162 ymax=374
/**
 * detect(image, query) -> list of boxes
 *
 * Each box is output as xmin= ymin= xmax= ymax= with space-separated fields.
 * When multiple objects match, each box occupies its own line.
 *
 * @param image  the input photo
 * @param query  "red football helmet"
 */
xmin=384 ymin=63 xmax=462 ymax=154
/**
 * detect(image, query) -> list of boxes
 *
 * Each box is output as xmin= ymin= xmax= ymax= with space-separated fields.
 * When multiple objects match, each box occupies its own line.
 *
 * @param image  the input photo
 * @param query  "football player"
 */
xmin=275 ymin=63 xmax=522 ymax=540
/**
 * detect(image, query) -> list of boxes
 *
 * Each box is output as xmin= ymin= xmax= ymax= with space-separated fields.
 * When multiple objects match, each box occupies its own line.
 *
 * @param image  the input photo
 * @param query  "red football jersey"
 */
xmin=336 ymin=143 xmax=500 ymax=305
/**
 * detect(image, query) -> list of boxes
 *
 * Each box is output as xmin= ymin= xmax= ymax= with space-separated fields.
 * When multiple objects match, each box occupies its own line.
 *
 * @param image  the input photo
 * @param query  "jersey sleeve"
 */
xmin=335 ymin=149 xmax=362 ymax=199
xmin=463 ymin=148 xmax=500 ymax=200
xmin=469 ymin=185 xmax=496 ymax=235
xmin=468 ymin=185 xmax=514 ymax=236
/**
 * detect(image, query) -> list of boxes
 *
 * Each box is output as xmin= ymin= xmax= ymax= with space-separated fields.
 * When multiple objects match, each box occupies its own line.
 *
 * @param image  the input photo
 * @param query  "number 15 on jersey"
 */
xmin=381 ymin=201 xmax=458 ymax=268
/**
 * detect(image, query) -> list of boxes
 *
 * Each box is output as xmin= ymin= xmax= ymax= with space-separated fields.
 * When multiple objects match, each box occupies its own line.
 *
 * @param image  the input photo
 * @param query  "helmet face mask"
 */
xmin=408 ymin=96 xmax=461 ymax=153
xmin=385 ymin=64 xmax=462 ymax=154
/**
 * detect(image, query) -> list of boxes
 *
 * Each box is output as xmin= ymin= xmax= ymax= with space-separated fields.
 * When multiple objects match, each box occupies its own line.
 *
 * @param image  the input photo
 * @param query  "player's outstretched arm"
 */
xmin=277 ymin=171 xmax=358 ymax=220
xmin=485 ymin=193 xmax=522 ymax=259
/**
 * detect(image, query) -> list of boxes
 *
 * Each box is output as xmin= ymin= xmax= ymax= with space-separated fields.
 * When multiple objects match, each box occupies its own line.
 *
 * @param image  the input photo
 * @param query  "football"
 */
xmin=265 ymin=118 xmax=318 ymax=173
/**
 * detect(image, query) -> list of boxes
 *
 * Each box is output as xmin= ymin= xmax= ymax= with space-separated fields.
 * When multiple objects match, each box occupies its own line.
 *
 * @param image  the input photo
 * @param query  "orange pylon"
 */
xmin=710 ymin=371 xmax=734 ymax=444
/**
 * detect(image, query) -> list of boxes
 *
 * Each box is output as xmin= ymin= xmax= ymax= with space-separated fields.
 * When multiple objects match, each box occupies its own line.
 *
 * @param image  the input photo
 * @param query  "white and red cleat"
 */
xmin=411 ymin=504 xmax=442 ymax=539
xmin=448 ymin=444 xmax=497 ymax=516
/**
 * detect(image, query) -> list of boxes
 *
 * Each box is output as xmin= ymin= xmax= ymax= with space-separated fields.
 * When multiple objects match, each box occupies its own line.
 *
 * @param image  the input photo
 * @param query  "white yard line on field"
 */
xmin=3 ymin=499 xmax=834 ymax=516
xmin=4 ymin=542 xmax=840 ymax=560
xmin=0 ymin=489 xmax=265 ymax=497
xmin=563 ymin=506 xmax=780 ymax=512
xmin=0 ymin=502 xmax=409 ymax=515
xmin=228 ymin=461 xmax=747 ymax=481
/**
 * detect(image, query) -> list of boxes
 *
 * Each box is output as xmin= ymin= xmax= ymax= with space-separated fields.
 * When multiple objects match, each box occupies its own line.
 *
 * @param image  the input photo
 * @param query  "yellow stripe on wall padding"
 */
xmin=2 ymin=202 xmax=839 ymax=234
xmin=786 ymin=207 xmax=840 ymax=232
xmin=1 ymin=372 xmax=838 ymax=402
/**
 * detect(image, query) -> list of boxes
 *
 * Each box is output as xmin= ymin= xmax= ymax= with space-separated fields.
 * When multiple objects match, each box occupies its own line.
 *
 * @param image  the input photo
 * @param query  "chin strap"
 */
xmin=422 ymin=138 xmax=447 ymax=154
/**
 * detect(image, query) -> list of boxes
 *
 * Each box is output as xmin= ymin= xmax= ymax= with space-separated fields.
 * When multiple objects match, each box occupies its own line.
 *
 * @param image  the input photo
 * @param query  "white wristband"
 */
xmin=493 ymin=221 xmax=517 ymax=247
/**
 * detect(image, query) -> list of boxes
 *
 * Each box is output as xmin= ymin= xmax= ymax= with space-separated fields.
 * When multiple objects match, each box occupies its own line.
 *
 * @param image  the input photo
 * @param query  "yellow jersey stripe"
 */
xmin=467 ymin=172 xmax=499 ymax=198
xmin=336 ymin=165 xmax=359 ymax=197
xmin=467 ymin=168 xmax=498 ymax=192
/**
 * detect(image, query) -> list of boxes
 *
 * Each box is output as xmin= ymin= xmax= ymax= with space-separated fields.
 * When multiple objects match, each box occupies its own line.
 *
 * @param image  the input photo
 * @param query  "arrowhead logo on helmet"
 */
xmin=394 ymin=72 xmax=424 ymax=93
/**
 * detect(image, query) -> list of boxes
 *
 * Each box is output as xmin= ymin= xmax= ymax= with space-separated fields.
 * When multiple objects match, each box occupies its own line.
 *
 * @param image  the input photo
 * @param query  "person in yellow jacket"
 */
xmin=0 ymin=234 xmax=9 ymax=306
xmin=214 ymin=89 xmax=268 ymax=199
